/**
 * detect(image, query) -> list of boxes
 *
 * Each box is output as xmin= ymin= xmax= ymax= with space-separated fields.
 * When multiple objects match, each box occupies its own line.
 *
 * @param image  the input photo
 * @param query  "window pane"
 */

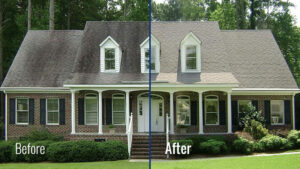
xmin=206 ymin=113 xmax=218 ymax=124
xmin=17 ymin=111 xmax=29 ymax=123
xmin=113 ymin=98 xmax=125 ymax=112
xmin=105 ymin=48 xmax=115 ymax=70
xmin=113 ymin=111 xmax=125 ymax=124
xmin=186 ymin=46 xmax=196 ymax=70
xmin=47 ymin=99 xmax=58 ymax=111
xmin=113 ymin=96 xmax=125 ymax=124
xmin=176 ymin=98 xmax=190 ymax=125
xmin=86 ymin=111 xmax=97 ymax=124
xmin=206 ymin=100 xmax=218 ymax=113
xmin=47 ymin=111 xmax=58 ymax=124
xmin=238 ymin=100 xmax=251 ymax=114
xmin=86 ymin=98 xmax=97 ymax=112
xmin=17 ymin=99 xmax=28 ymax=111
xmin=271 ymin=100 xmax=284 ymax=124
xmin=105 ymin=60 xmax=115 ymax=70
xmin=145 ymin=47 xmax=156 ymax=71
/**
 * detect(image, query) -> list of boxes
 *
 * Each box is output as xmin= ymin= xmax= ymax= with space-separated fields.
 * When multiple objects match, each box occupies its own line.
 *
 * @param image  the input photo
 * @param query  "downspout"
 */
xmin=4 ymin=91 xmax=7 ymax=141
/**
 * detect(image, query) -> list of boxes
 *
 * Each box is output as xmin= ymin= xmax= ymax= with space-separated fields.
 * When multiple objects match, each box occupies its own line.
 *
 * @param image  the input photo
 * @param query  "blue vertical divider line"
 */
xmin=148 ymin=0 xmax=152 ymax=168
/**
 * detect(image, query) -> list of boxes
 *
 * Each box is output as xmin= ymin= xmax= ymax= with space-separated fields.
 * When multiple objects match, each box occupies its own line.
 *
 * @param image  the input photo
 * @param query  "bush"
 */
xmin=47 ymin=140 xmax=128 ymax=162
xmin=199 ymin=139 xmax=228 ymax=155
xmin=244 ymin=120 xmax=269 ymax=140
xmin=287 ymin=130 xmax=300 ymax=148
xmin=169 ymin=139 xmax=193 ymax=157
xmin=256 ymin=135 xmax=288 ymax=151
xmin=22 ymin=128 xmax=64 ymax=142
xmin=0 ymin=141 xmax=15 ymax=162
xmin=239 ymin=103 xmax=265 ymax=128
xmin=24 ymin=141 xmax=54 ymax=162
xmin=232 ymin=137 xmax=254 ymax=154
xmin=188 ymin=136 xmax=225 ymax=154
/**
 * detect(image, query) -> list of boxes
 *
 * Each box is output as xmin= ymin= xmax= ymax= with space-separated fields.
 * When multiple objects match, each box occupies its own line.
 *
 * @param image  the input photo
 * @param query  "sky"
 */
xmin=152 ymin=0 xmax=300 ymax=27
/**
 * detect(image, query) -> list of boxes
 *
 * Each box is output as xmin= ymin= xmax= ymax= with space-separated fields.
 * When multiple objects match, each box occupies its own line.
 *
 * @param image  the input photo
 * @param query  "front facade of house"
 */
xmin=1 ymin=22 xmax=299 ymax=157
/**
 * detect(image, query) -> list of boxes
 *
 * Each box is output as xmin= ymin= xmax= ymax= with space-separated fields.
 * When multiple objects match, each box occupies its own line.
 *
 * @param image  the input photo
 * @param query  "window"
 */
xmin=238 ymin=100 xmax=251 ymax=119
xmin=186 ymin=45 xmax=197 ymax=70
xmin=85 ymin=94 xmax=98 ymax=125
xmin=176 ymin=96 xmax=191 ymax=125
xmin=181 ymin=32 xmax=201 ymax=72
xmin=16 ymin=98 xmax=29 ymax=124
xmin=47 ymin=98 xmax=59 ymax=125
xmin=100 ymin=36 xmax=121 ymax=73
xmin=105 ymin=48 xmax=115 ymax=70
xmin=112 ymin=94 xmax=125 ymax=125
xmin=205 ymin=95 xmax=219 ymax=125
xmin=139 ymin=100 xmax=143 ymax=115
xmin=145 ymin=46 xmax=156 ymax=71
xmin=271 ymin=100 xmax=284 ymax=125
xmin=140 ymin=34 xmax=160 ymax=73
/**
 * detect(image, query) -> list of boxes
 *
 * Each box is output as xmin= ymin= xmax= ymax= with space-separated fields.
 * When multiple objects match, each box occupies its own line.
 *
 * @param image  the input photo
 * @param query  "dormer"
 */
xmin=100 ymin=36 xmax=121 ymax=73
xmin=140 ymin=34 xmax=160 ymax=73
xmin=180 ymin=32 xmax=201 ymax=73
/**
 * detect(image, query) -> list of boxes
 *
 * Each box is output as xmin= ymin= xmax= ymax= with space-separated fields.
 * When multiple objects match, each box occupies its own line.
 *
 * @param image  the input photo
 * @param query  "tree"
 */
xmin=27 ymin=0 xmax=31 ymax=30
xmin=210 ymin=0 xmax=236 ymax=30
xmin=235 ymin=0 xmax=247 ymax=29
xmin=49 ymin=0 xmax=54 ymax=30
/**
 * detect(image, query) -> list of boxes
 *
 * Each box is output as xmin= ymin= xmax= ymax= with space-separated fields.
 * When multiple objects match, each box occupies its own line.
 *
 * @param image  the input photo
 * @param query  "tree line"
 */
xmin=0 ymin=0 xmax=300 ymax=86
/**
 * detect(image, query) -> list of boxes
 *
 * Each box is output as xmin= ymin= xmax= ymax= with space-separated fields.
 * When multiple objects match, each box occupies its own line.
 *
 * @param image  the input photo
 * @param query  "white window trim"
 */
xmin=270 ymin=100 xmax=285 ymax=125
xmin=180 ymin=32 xmax=201 ymax=73
xmin=85 ymin=94 xmax=98 ymax=125
xmin=100 ymin=36 xmax=121 ymax=73
xmin=16 ymin=98 xmax=29 ymax=125
xmin=140 ymin=34 xmax=160 ymax=73
xmin=205 ymin=95 xmax=219 ymax=125
xmin=176 ymin=95 xmax=191 ymax=126
xmin=46 ymin=98 xmax=60 ymax=125
xmin=112 ymin=93 xmax=126 ymax=125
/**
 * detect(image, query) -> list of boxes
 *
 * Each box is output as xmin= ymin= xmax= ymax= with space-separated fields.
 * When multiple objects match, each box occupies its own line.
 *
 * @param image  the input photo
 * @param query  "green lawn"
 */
xmin=1 ymin=154 xmax=300 ymax=169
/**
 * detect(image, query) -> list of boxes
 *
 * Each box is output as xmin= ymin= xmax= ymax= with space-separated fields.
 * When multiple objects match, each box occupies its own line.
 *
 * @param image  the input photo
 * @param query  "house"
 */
xmin=1 ymin=21 xmax=299 ymax=158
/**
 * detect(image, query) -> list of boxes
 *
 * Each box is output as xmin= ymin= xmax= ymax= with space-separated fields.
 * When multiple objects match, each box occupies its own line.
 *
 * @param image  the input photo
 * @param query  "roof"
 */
xmin=1 ymin=21 xmax=298 ymax=89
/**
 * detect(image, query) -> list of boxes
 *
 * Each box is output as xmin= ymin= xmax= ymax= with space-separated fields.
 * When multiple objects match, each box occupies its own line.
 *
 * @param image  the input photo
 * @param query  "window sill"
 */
xmin=271 ymin=123 xmax=285 ymax=126
xmin=46 ymin=123 xmax=60 ymax=126
xmin=15 ymin=123 xmax=29 ymax=125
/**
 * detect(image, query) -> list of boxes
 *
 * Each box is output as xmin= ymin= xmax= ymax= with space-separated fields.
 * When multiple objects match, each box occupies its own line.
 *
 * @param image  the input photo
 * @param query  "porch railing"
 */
xmin=166 ymin=113 xmax=170 ymax=159
xmin=127 ymin=112 xmax=133 ymax=157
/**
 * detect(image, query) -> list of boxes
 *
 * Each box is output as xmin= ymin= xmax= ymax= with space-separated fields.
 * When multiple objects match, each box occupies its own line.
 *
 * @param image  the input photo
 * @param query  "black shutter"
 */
xmin=40 ymin=99 xmax=46 ymax=125
xmin=106 ymin=98 xmax=112 ymax=125
xmin=252 ymin=100 xmax=258 ymax=111
xmin=191 ymin=101 xmax=197 ymax=125
xmin=264 ymin=100 xmax=271 ymax=125
xmin=59 ymin=99 xmax=65 ymax=125
xmin=203 ymin=101 xmax=205 ymax=125
xmin=232 ymin=101 xmax=238 ymax=126
xmin=9 ymin=98 xmax=16 ymax=124
xmin=102 ymin=98 xmax=105 ymax=125
xmin=29 ymin=98 xmax=34 ymax=125
xmin=78 ymin=98 xmax=84 ymax=125
xmin=284 ymin=100 xmax=291 ymax=124
xmin=219 ymin=100 xmax=226 ymax=125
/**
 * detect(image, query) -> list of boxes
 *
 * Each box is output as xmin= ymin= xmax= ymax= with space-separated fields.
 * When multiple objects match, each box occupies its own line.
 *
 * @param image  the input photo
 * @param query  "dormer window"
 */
xmin=181 ymin=32 xmax=201 ymax=73
xmin=140 ymin=34 xmax=160 ymax=73
xmin=100 ymin=36 xmax=121 ymax=73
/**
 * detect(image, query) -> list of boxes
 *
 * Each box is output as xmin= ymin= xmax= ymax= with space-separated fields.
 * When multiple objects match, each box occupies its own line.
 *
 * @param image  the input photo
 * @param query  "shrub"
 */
xmin=199 ymin=139 xmax=228 ymax=155
xmin=169 ymin=139 xmax=193 ymax=157
xmin=256 ymin=135 xmax=288 ymax=151
xmin=47 ymin=140 xmax=128 ymax=162
xmin=243 ymin=120 xmax=268 ymax=140
xmin=188 ymin=136 xmax=225 ymax=154
xmin=232 ymin=137 xmax=254 ymax=154
xmin=0 ymin=141 xmax=15 ymax=162
xmin=239 ymin=103 xmax=265 ymax=128
xmin=22 ymin=128 xmax=64 ymax=142
xmin=24 ymin=140 xmax=54 ymax=162
xmin=287 ymin=130 xmax=300 ymax=148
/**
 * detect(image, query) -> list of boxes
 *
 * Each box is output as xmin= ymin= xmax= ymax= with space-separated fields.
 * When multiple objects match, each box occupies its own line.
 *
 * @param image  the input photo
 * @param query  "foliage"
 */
xmin=0 ymin=117 xmax=4 ymax=140
xmin=287 ymin=130 xmax=300 ymax=148
xmin=188 ymin=135 xmax=225 ymax=153
xmin=199 ymin=139 xmax=228 ymax=155
xmin=255 ymin=135 xmax=288 ymax=152
xmin=232 ymin=137 xmax=254 ymax=154
xmin=244 ymin=120 xmax=269 ymax=140
xmin=239 ymin=103 xmax=265 ymax=128
xmin=209 ymin=0 xmax=236 ymax=30
xmin=22 ymin=128 xmax=64 ymax=142
xmin=170 ymin=139 xmax=193 ymax=157
xmin=47 ymin=140 xmax=128 ymax=162
xmin=0 ymin=141 xmax=14 ymax=162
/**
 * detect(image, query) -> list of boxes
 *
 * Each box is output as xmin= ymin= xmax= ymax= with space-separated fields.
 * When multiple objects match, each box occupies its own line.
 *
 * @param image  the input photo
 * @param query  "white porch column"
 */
xmin=4 ymin=92 xmax=8 ymax=141
xmin=199 ymin=92 xmax=204 ymax=134
xmin=125 ymin=91 xmax=130 ymax=132
xmin=227 ymin=92 xmax=232 ymax=134
xmin=98 ymin=90 xmax=103 ymax=134
xmin=169 ymin=92 xmax=174 ymax=134
xmin=71 ymin=90 xmax=76 ymax=134
xmin=292 ymin=94 xmax=296 ymax=129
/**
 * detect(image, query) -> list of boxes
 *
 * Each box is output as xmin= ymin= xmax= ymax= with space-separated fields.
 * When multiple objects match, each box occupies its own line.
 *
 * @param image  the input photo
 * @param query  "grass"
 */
xmin=1 ymin=153 xmax=300 ymax=169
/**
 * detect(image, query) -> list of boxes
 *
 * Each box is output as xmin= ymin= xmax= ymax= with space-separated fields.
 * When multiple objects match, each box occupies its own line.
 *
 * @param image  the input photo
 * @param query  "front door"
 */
xmin=138 ymin=94 xmax=164 ymax=132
